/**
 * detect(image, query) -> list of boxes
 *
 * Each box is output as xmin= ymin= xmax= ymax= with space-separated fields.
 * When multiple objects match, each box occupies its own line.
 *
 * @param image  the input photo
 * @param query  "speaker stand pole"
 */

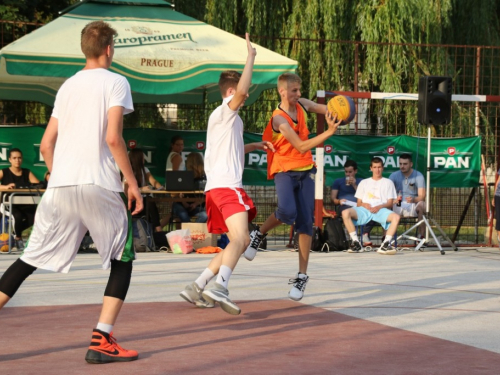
xmin=395 ymin=126 xmax=457 ymax=254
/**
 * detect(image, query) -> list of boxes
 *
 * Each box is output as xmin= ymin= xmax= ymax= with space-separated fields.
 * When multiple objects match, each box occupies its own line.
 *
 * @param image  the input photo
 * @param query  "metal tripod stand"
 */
xmin=395 ymin=126 xmax=457 ymax=255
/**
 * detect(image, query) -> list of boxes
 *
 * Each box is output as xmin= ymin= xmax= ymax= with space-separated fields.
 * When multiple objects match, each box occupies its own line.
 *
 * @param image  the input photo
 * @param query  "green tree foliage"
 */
xmin=0 ymin=0 xmax=78 ymax=125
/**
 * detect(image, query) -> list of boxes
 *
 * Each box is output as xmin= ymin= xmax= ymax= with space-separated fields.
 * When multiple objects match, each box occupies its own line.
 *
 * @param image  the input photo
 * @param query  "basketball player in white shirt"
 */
xmin=0 ymin=21 xmax=143 ymax=364
xmin=180 ymin=33 xmax=274 ymax=315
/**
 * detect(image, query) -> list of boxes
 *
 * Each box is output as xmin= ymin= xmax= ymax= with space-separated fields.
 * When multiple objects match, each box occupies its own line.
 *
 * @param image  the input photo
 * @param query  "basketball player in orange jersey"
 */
xmin=244 ymin=72 xmax=342 ymax=301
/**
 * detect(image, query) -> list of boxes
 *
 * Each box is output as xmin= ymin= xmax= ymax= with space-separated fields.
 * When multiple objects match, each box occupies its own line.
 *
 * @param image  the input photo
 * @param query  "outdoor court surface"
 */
xmin=1 ymin=245 xmax=500 ymax=374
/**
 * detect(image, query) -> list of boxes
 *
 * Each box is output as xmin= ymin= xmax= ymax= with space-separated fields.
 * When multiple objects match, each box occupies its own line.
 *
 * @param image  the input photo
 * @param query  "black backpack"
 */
xmin=293 ymin=226 xmax=326 ymax=252
xmin=322 ymin=218 xmax=350 ymax=252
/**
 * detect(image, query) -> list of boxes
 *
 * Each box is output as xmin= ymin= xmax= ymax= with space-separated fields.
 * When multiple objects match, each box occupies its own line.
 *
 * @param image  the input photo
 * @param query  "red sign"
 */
xmin=127 ymin=140 xmax=137 ymax=149
xmin=325 ymin=145 xmax=333 ymax=154
xmin=447 ymin=147 xmax=456 ymax=156
xmin=196 ymin=141 xmax=205 ymax=150
xmin=387 ymin=146 xmax=395 ymax=155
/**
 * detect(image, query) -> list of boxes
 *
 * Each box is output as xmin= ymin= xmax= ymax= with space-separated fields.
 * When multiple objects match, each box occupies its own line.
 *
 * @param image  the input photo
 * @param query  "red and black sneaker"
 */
xmin=85 ymin=329 xmax=138 ymax=364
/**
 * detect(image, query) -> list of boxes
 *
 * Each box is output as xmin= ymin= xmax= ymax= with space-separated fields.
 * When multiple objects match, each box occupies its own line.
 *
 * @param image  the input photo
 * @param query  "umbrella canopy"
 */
xmin=0 ymin=0 xmax=297 ymax=106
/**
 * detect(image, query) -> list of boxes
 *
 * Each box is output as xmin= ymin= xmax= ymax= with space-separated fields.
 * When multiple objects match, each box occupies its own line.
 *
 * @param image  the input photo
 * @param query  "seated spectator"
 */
xmin=389 ymin=153 xmax=426 ymax=241
xmin=41 ymin=171 xmax=51 ymax=189
xmin=166 ymin=135 xmax=185 ymax=171
xmin=341 ymin=157 xmax=400 ymax=255
xmin=172 ymin=152 xmax=207 ymax=223
xmin=330 ymin=160 xmax=363 ymax=212
xmin=0 ymin=148 xmax=40 ymax=250
xmin=124 ymin=148 xmax=163 ymax=232
xmin=330 ymin=160 xmax=375 ymax=244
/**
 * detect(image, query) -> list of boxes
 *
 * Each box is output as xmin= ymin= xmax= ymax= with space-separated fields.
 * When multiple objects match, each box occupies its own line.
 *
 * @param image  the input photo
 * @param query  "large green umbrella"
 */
xmin=0 ymin=0 xmax=297 ymax=106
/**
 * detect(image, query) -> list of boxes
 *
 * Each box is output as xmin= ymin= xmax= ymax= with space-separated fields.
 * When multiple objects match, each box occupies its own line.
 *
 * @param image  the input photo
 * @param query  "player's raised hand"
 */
xmin=246 ymin=33 xmax=256 ymax=57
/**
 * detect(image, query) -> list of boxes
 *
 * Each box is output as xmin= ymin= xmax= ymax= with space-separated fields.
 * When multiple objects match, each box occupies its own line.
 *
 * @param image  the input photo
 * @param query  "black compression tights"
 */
xmin=0 ymin=259 xmax=37 ymax=298
xmin=104 ymin=259 xmax=133 ymax=301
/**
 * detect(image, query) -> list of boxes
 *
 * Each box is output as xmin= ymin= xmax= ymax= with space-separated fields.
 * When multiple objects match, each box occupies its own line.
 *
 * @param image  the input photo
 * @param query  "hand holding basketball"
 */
xmin=325 ymin=110 xmax=342 ymax=134
xmin=327 ymin=95 xmax=355 ymax=125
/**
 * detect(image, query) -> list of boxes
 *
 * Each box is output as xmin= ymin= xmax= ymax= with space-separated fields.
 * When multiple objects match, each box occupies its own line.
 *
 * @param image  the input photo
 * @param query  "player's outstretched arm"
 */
xmin=276 ymin=110 xmax=341 ymax=154
xmin=244 ymin=141 xmax=275 ymax=154
xmin=228 ymin=33 xmax=257 ymax=111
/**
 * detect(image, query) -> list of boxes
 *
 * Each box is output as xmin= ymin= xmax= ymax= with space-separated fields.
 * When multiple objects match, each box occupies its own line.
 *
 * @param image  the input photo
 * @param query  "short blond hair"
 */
xmin=277 ymin=73 xmax=302 ymax=90
xmin=81 ymin=21 xmax=117 ymax=59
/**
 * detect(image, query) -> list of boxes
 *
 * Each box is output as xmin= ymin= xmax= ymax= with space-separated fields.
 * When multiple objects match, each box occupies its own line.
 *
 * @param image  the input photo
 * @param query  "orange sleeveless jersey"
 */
xmin=262 ymin=103 xmax=314 ymax=179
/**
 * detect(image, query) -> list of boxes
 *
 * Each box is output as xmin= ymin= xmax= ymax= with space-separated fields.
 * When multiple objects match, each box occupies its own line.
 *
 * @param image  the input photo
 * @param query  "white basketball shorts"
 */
xmin=21 ymin=185 xmax=133 ymax=273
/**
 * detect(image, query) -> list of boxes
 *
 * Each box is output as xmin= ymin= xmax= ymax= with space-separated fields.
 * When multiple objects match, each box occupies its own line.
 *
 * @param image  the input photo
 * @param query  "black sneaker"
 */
xmin=347 ymin=240 xmax=363 ymax=253
xmin=377 ymin=241 xmax=397 ymax=255
xmin=244 ymin=228 xmax=265 ymax=261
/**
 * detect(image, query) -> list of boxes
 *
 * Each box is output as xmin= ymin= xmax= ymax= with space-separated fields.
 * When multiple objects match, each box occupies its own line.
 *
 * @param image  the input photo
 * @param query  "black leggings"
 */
xmin=0 ymin=259 xmax=37 ymax=298
xmin=104 ymin=259 xmax=133 ymax=301
xmin=11 ymin=204 xmax=37 ymax=237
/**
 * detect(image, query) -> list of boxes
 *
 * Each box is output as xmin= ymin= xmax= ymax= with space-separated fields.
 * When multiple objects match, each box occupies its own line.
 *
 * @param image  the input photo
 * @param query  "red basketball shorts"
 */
xmin=205 ymin=187 xmax=256 ymax=234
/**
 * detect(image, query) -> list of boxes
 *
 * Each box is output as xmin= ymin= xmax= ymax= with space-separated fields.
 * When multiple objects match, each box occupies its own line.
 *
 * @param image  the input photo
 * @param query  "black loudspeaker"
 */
xmin=417 ymin=76 xmax=452 ymax=125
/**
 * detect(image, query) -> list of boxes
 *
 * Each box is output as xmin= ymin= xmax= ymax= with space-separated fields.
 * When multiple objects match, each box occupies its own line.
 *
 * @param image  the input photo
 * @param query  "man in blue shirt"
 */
xmin=330 ymin=160 xmax=363 ymax=212
xmin=389 ymin=153 xmax=426 ymax=240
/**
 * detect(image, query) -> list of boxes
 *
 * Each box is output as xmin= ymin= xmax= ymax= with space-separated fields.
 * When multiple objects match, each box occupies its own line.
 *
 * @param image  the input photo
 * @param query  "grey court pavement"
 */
xmin=1 ymin=243 xmax=499 ymax=353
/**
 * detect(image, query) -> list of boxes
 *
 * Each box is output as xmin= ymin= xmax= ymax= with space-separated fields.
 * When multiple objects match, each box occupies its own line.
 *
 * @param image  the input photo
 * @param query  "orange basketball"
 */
xmin=327 ymin=95 xmax=355 ymax=125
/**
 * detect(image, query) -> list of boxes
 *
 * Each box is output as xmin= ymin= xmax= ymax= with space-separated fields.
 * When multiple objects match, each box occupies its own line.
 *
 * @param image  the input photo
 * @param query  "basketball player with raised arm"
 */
xmin=179 ymin=33 xmax=274 ymax=315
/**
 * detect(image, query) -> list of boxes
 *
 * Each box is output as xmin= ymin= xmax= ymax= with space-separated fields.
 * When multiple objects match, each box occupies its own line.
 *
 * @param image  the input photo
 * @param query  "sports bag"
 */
xmin=293 ymin=226 xmax=325 ymax=252
xmin=322 ymin=218 xmax=350 ymax=251
xmin=132 ymin=217 xmax=156 ymax=252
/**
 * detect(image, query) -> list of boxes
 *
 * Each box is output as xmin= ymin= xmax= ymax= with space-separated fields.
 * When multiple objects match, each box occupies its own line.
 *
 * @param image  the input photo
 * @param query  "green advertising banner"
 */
xmin=0 ymin=126 xmax=480 ymax=188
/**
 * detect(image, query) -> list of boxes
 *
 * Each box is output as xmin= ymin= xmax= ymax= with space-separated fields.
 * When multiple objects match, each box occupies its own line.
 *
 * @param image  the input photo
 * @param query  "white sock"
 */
xmin=195 ymin=268 xmax=215 ymax=289
xmin=96 ymin=322 xmax=113 ymax=334
xmin=216 ymin=265 xmax=232 ymax=289
xmin=385 ymin=235 xmax=393 ymax=243
xmin=349 ymin=232 xmax=359 ymax=242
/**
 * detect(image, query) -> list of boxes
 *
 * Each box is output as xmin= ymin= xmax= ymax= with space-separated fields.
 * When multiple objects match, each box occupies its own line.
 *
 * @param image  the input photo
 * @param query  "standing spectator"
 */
xmin=0 ymin=148 xmax=40 ymax=250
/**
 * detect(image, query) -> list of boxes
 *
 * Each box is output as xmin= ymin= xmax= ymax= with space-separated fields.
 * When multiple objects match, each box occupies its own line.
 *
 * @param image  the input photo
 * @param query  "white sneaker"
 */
xmin=377 ymin=241 xmax=397 ymax=255
xmin=362 ymin=233 xmax=372 ymax=246
xmin=243 ymin=229 xmax=264 ymax=261
xmin=288 ymin=273 xmax=309 ymax=301
xmin=202 ymin=283 xmax=241 ymax=315
xmin=179 ymin=282 xmax=215 ymax=308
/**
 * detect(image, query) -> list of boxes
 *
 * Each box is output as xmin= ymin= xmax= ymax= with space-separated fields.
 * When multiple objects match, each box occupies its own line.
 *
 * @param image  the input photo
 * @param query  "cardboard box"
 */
xmin=181 ymin=223 xmax=217 ymax=250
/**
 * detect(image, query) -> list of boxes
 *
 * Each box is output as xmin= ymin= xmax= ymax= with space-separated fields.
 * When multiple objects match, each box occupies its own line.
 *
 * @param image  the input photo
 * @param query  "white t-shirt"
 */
xmin=165 ymin=151 xmax=185 ymax=171
xmin=49 ymin=68 xmax=133 ymax=192
xmin=204 ymin=95 xmax=244 ymax=191
xmin=355 ymin=177 xmax=397 ymax=207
